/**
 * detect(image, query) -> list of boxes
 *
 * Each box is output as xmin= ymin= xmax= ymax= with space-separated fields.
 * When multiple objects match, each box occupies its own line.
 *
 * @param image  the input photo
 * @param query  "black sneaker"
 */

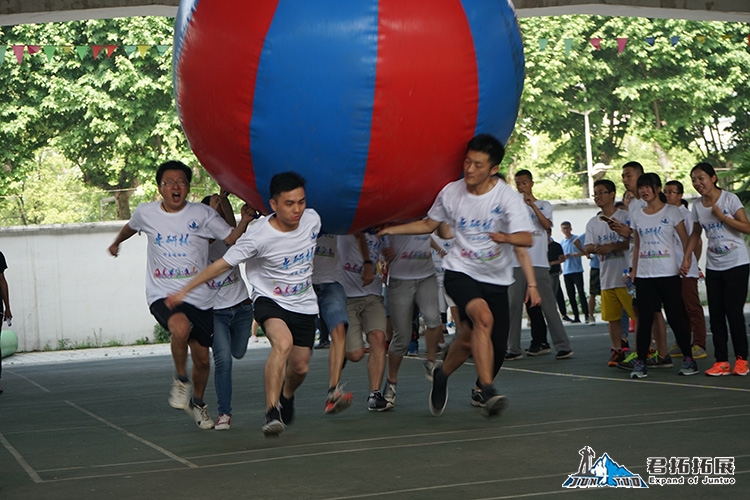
xmin=367 ymin=391 xmax=393 ymax=412
xmin=470 ymin=388 xmax=486 ymax=408
xmin=314 ymin=340 xmax=330 ymax=349
xmin=480 ymin=385 xmax=508 ymax=418
xmin=526 ymin=343 xmax=551 ymax=356
xmin=504 ymin=351 xmax=523 ymax=361
xmin=262 ymin=407 xmax=285 ymax=436
xmin=555 ymin=350 xmax=574 ymax=359
xmin=570 ymin=319 xmax=581 ymax=324
xmin=429 ymin=365 xmax=449 ymax=416
xmin=279 ymin=393 xmax=295 ymax=425
xmin=562 ymin=316 xmax=573 ymax=322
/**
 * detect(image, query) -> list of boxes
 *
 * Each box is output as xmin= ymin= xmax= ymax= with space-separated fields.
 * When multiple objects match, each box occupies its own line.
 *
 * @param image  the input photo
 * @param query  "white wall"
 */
xmin=0 ymin=198 xmax=718 ymax=352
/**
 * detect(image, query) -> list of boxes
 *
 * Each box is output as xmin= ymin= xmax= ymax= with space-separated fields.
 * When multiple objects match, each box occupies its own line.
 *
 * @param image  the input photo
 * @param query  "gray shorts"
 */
xmin=345 ymin=294 xmax=387 ymax=352
xmin=387 ymin=276 xmax=441 ymax=356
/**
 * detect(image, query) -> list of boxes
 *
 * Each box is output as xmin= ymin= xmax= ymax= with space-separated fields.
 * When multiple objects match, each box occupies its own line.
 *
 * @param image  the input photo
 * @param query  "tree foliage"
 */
xmin=510 ymin=16 xmax=750 ymax=197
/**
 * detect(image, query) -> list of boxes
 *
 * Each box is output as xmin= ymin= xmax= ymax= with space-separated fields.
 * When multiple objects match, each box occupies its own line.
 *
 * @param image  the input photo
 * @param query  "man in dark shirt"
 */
xmin=547 ymin=229 xmax=571 ymax=321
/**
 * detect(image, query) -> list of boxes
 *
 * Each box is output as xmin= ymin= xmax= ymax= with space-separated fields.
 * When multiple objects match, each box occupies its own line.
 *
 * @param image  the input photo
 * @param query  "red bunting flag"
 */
xmin=590 ymin=38 xmax=602 ymax=50
xmin=12 ymin=45 xmax=24 ymax=63
xmin=27 ymin=45 xmax=41 ymax=54
xmin=617 ymin=38 xmax=628 ymax=53
xmin=92 ymin=45 xmax=104 ymax=59
xmin=106 ymin=45 xmax=117 ymax=58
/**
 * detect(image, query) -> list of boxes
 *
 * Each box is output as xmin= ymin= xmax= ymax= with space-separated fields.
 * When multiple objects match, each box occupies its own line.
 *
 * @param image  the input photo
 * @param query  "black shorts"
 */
xmin=444 ymin=270 xmax=508 ymax=324
xmin=253 ymin=297 xmax=317 ymax=348
xmin=149 ymin=299 xmax=214 ymax=348
xmin=589 ymin=267 xmax=601 ymax=296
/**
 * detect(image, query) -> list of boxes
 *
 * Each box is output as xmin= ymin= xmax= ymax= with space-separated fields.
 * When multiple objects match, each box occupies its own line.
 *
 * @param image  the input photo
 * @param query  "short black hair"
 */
xmin=622 ymin=161 xmax=644 ymax=175
xmin=270 ymin=171 xmax=306 ymax=199
xmin=156 ymin=160 xmax=192 ymax=185
xmin=594 ymin=179 xmax=616 ymax=194
xmin=515 ymin=169 xmax=533 ymax=181
xmin=665 ymin=180 xmax=684 ymax=194
xmin=466 ymin=134 xmax=505 ymax=167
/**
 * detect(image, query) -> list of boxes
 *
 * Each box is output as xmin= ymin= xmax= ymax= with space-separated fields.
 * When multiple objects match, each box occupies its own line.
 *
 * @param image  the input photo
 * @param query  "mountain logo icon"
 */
xmin=562 ymin=447 xmax=648 ymax=488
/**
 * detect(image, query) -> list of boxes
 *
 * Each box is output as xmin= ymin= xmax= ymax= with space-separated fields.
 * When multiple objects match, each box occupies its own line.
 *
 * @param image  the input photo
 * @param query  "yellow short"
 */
xmin=601 ymin=288 xmax=636 ymax=322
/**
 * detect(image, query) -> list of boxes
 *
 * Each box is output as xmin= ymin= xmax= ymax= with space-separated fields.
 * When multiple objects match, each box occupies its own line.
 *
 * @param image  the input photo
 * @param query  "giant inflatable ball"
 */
xmin=174 ymin=0 xmax=524 ymax=234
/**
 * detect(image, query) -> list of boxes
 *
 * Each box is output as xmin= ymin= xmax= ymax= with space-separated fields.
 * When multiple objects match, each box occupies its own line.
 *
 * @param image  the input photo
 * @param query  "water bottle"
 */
xmin=623 ymin=269 xmax=636 ymax=297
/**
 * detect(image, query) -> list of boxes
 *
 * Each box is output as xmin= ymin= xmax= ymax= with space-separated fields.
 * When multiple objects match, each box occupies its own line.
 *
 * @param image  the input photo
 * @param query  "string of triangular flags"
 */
xmin=0 ymin=44 xmax=171 ymax=64
xmin=537 ymin=33 xmax=750 ymax=55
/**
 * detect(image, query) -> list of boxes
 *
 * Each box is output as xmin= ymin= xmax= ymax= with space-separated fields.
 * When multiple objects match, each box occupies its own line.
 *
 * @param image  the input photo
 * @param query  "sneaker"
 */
xmin=470 ymin=388 xmax=486 ymax=408
xmin=367 ymin=391 xmax=393 ymax=412
xmin=562 ymin=316 xmax=573 ymax=322
xmin=383 ymin=381 xmax=397 ymax=405
xmin=586 ymin=315 xmax=595 ymax=325
xmin=424 ymin=360 xmax=438 ymax=381
xmin=325 ymin=384 xmax=353 ymax=414
xmin=504 ymin=351 xmax=523 ymax=361
xmin=617 ymin=350 xmax=656 ymax=371
xmin=262 ymin=407 xmax=285 ymax=436
xmin=621 ymin=338 xmax=630 ymax=351
xmin=249 ymin=336 xmax=259 ymax=343
xmin=692 ymin=345 xmax=708 ymax=360
xmin=480 ymin=385 xmax=508 ymax=418
xmin=679 ymin=357 xmax=699 ymax=376
xmin=570 ymin=319 xmax=581 ymax=324
xmin=215 ymin=414 xmax=231 ymax=431
xmin=732 ymin=357 xmax=749 ymax=376
xmin=650 ymin=354 xmax=673 ymax=369
xmin=608 ymin=349 xmax=625 ymax=367
xmin=429 ymin=365 xmax=448 ymax=416
xmin=168 ymin=378 xmax=192 ymax=409
xmin=406 ymin=341 xmax=419 ymax=357
xmin=314 ymin=340 xmax=330 ymax=349
xmin=630 ymin=359 xmax=648 ymax=379
xmin=555 ymin=350 xmax=574 ymax=360
xmin=705 ymin=361 xmax=731 ymax=377
xmin=279 ymin=394 xmax=294 ymax=425
xmin=667 ymin=343 xmax=683 ymax=358
xmin=525 ymin=343 xmax=551 ymax=356
xmin=185 ymin=400 xmax=215 ymax=429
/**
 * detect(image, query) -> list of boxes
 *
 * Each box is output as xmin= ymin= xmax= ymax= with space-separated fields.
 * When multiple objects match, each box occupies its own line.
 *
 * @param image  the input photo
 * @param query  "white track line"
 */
xmin=5 ymin=369 xmax=51 ymax=392
xmin=0 ymin=431 xmax=43 ymax=483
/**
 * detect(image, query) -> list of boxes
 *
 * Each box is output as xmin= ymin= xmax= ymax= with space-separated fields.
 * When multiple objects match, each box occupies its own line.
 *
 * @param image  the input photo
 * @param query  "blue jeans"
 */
xmin=212 ymin=303 xmax=253 ymax=416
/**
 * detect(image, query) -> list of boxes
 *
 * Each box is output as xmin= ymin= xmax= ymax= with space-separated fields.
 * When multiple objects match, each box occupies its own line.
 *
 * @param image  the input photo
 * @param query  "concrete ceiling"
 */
xmin=1 ymin=0 xmax=749 ymax=26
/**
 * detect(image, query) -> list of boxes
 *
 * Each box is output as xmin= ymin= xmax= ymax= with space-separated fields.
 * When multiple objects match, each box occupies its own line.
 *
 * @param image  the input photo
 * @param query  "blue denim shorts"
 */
xmin=314 ymin=282 xmax=349 ymax=332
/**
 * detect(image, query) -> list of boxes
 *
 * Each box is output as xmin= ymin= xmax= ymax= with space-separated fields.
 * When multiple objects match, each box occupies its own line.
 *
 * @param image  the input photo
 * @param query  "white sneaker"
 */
xmin=215 ymin=414 xmax=231 ymax=430
xmin=250 ymin=336 xmax=259 ymax=343
xmin=185 ymin=400 xmax=215 ymax=429
xmin=586 ymin=315 xmax=596 ymax=325
xmin=383 ymin=381 xmax=397 ymax=405
xmin=168 ymin=378 xmax=191 ymax=409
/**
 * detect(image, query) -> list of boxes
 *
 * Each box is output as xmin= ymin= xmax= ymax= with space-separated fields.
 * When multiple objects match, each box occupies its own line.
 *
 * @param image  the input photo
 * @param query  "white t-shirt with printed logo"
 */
xmin=631 ymin=204 xmax=684 ymax=278
xmin=524 ymin=199 xmax=552 ymax=268
xmin=427 ymin=179 xmax=533 ymax=286
xmin=338 ymin=234 xmax=384 ymax=297
xmin=129 ymin=201 xmax=233 ymax=309
xmin=691 ymin=190 xmax=750 ymax=271
xmin=313 ymin=233 xmax=344 ymax=285
xmin=585 ymin=208 xmax=629 ymax=290
xmin=673 ymin=205 xmax=700 ymax=279
xmin=387 ymin=234 xmax=436 ymax=280
xmin=223 ymin=209 xmax=321 ymax=315
xmin=208 ymin=239 xmax=250 ymax=309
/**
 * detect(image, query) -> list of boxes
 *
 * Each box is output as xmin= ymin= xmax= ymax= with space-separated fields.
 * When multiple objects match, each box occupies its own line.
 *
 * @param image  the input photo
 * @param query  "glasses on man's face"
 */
xmin=663 ymin=190 xmax=680 ymax=196
xmin=592 ymin=190 xmax=612 ymax=198
xmin=160 ymin=180 xmax=189 ymax=188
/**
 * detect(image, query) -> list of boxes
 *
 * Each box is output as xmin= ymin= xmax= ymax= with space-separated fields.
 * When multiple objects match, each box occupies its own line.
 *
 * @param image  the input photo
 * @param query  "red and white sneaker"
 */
xmin=705 ymin=361 xmax=731 ymax=377
xmin=325 ymin=384 xmax=353 ymax=414
xmin=215 ymin=414 xmax=231 ymax=430
xmin=732 ymin=357 xmax=749 ymax=376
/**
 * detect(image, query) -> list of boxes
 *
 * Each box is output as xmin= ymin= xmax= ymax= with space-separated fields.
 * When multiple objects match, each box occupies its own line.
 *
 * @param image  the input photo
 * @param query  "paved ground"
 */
xmin=1 ymin=319 xmax=749 ymax=499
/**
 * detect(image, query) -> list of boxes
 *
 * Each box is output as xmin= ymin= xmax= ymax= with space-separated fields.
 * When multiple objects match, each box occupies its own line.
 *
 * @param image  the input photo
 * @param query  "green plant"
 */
xmin=135 ymin=336 xmax=151 ymax=345
xmin=153 ymin=323 xmax=170 ymax=344
xmin=102 ymin=340 xmax=123 ymax=347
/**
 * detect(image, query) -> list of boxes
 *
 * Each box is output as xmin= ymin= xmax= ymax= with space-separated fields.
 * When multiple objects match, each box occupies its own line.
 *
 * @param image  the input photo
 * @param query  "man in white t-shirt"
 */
xmin=108 ymin=161 xmax=252 ymax=430
xmin=506 ymin=169 xmax=573 ymax=362
xmin=338 ymin=233 xmax=392 ymax=412
xmin=584 ymin=179 xmax=634 ymax=367
xmin=381 ymin=234 xmax=442 ymax=407
xmin=312 ymin=233 xmax=354 ymax=415
xmin=166 ymin=172 xmax=321 ymax=436
xmin=379 ymin=134 xmax=539 ymax=418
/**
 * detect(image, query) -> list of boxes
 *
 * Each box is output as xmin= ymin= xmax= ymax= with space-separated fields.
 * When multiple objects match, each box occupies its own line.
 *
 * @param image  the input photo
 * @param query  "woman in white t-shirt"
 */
xmin=682 ymin=163 xmax=750 ymax=377
xmin=629 ymin=173 xmax=697 ymax=379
